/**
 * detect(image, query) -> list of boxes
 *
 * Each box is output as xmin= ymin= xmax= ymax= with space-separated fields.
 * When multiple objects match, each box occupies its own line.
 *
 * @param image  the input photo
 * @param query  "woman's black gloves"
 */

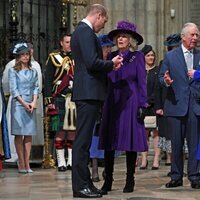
xmin=137 ymin=107 xmax=147 ymax=123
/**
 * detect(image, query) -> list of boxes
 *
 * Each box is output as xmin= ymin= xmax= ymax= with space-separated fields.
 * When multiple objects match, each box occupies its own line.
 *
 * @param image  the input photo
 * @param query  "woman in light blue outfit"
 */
xmin=8 ymin=43 xmax=39 ymax=173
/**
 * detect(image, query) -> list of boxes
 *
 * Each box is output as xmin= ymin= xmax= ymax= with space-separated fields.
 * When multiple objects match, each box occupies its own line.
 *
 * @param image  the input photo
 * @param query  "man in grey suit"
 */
xmin=70 ymin=4 xmax=123 ymax=198
xmin=159 ymin=22 xmax=200 ymax=189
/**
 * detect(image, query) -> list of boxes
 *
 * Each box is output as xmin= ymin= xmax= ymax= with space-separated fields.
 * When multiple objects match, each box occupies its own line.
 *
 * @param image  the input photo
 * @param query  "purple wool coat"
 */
xmin=99 ymin=50 xmax=148 ymax=152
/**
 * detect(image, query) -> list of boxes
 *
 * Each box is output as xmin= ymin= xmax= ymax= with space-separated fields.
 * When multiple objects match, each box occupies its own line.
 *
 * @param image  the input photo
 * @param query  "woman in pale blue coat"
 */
xmin=8 ymin=43 xmax=39 ymax=173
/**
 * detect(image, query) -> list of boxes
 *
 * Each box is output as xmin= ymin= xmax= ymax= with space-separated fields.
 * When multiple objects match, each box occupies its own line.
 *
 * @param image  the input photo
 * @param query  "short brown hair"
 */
xmin=86 ymin=4 xmax=107 ymax=17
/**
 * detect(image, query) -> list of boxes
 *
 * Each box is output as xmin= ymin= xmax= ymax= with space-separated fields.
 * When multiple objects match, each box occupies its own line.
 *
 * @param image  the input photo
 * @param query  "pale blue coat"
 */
xmin=8 ymin=67 xmax=39 ymax=135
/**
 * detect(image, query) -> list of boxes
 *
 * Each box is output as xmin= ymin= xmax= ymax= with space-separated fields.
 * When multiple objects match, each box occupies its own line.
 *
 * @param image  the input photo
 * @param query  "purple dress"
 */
xmin=99 ymin=50 xmax=148 ymax=152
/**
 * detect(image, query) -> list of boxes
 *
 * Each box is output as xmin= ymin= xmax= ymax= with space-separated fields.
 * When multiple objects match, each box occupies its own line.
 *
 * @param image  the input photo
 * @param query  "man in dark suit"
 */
xmin=70 ymin=4 xmax=123 ymax=198
xmin=159 ymin=22 xmax=200 ymax=189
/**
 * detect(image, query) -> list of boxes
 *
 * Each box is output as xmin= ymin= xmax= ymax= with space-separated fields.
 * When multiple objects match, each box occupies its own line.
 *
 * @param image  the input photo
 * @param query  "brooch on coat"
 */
xmin=124 ymin=53 xmax=135 ymax=63
xmin=120 ymin=52 xmax=136 ymax=64
xmin=128 ymin=55 xmax=136 ymax=63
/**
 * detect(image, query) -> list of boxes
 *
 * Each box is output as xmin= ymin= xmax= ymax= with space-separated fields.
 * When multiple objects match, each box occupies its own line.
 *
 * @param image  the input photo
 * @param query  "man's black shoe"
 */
xmin=165 ymin=180 xmax=183 ymax=188
xmin=58 ymin=166 xmax=67 ymax=172
xmin=73 ymin=188 xmax=102 ymax=198
xmin=67 ymin=165 xmax=72 ymax=170
xmin=90 ymin=185 xmax=108 ymax=195
xmin=191 ymin=180 xmax=200 ymax=189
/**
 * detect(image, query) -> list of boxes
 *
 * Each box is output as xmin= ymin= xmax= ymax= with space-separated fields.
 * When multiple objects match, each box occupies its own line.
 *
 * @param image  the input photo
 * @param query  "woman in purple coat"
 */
xmin=99 ymin=20 xmax=148 ymax=193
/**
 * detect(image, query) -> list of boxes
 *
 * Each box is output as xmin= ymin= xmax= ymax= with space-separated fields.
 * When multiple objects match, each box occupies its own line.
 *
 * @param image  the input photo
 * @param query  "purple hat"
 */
xmin=108 ymin=20 xmax=143 ymax=45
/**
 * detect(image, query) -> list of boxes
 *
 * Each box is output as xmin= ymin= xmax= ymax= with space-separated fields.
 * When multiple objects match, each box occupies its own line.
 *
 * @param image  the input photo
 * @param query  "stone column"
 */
xmin=103 ymin=0 xmax=113 ymax=32
xmin=135 ymin=0 xmax=145 ymax=41
xmin=157 ymin=0 xmax=165 ymax=62
xmin=142 ymin=0 xmax=158 ymax=49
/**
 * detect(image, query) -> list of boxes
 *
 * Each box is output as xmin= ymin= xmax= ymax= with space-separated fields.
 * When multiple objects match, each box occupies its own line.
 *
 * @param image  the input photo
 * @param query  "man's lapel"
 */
xmin=175 ymin=47 xmax=188 ymax=73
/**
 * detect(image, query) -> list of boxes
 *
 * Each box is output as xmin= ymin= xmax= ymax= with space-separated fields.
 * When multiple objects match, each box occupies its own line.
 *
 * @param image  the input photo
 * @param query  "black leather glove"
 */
xmin=137 ymin=107 xmax=146 ymax=123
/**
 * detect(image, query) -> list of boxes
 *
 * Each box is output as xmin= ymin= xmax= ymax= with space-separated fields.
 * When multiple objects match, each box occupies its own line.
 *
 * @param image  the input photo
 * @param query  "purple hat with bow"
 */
xmin=108 ymin=20 xmax=143 ymax=45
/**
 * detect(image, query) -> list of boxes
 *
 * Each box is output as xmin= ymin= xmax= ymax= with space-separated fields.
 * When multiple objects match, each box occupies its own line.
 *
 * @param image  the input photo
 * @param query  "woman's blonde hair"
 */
xmin=129 ymin=37 xmax=138 ymax=51
xmin=14 ymin=52 xmax=32 ymax=72
xmin=114 ymin=33 xmax=138 ymax=51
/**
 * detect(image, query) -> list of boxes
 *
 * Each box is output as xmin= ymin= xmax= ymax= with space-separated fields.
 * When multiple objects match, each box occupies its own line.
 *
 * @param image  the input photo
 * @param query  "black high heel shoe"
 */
xmin=151 ymin=166 xmax=159 ymax=170
xmin=139 ymin=160 xmax=148 ymax=170
xmin=92 ymin=176 xmax=100 ymax=182
xmin=165 ymin=162 xmax=171 ymax=166
xmin=152 ymin=161 xmax=160 ymax=170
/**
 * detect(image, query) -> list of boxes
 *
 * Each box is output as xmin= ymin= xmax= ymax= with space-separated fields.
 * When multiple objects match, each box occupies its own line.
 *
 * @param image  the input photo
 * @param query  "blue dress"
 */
xmin=90 ymin=120 xmax=104 ymax=159
xmin=90 ymin=120 xmax=122 ymax=158
xmin=8 ymin=68 xmax=39 ymax=136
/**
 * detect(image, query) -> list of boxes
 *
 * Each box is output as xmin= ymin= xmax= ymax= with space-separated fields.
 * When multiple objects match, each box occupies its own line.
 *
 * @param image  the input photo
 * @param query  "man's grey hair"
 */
xmin=181 ymin=22 xmax=199 ymax=35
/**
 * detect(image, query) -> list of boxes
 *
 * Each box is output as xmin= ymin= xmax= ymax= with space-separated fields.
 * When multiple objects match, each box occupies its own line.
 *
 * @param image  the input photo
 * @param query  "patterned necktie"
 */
xmin=185 ymin=51 xmax=193 ymax=70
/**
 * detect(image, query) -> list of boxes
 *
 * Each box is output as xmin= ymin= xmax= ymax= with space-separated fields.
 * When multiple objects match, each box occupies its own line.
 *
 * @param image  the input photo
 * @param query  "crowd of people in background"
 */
xmin=0 ymin=2 xmax=200 ymax=199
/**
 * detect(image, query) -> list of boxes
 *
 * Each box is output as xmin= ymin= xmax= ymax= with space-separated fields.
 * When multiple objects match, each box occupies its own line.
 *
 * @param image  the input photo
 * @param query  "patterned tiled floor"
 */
xmin=0 ymin=155 xmax=199 ymax=200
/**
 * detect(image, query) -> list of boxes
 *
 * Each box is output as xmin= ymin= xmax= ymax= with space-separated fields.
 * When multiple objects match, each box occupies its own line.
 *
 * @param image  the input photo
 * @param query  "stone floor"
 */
xmin=0 ymin=155 xmax=199 ymax=200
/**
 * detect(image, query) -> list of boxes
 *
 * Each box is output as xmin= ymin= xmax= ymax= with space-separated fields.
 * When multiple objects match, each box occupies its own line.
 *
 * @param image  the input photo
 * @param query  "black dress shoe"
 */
xmin=58 ymin=166 xmax=67 ymax=172
xmin=66 ymin=165 xmax=72 ymax=170
xmin=165 ymin=180 xmax=183 ymax=188
xmin=73 ymin=188 xmax=102 ymax=198
xmin=191 ymin=180 xmax=200 ymax=189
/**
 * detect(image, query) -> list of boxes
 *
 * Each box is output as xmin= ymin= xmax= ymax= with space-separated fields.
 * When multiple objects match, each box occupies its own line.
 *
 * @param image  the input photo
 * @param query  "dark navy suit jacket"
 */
xmin=71 ymin=22 xmax=114 ymax=101
xmin=159 ymin=46 xmax=200 ymax=116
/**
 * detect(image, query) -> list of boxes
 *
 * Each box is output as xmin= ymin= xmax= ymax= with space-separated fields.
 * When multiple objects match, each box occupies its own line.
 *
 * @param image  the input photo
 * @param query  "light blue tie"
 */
xmin=185 ymin=51 xmax=193 ymax=70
